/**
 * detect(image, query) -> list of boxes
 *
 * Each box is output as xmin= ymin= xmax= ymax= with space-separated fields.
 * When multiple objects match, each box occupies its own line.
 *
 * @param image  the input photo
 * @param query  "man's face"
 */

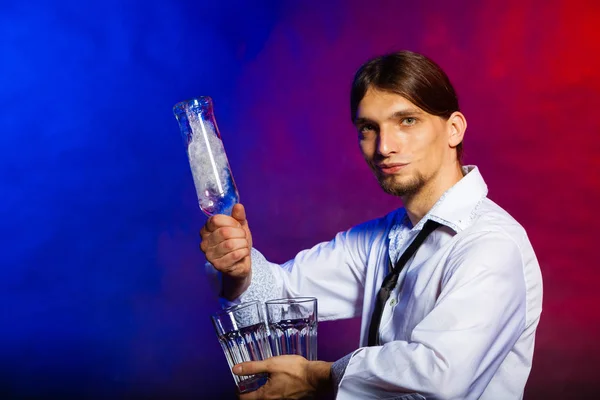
xmin=354 ymin=87 xmax=452 ymax=197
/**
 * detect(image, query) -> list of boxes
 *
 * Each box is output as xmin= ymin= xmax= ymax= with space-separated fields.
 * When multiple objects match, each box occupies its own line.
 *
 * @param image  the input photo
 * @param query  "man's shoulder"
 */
xmin=459 ymin=197 xmax=535 ymax=255
xmin=355 ymin=207 xmax=403 ymax=230
xmin=341 ymin=207 xmax=403 ymax=242
xmin=471 ymin=198 xmax=526 ymax=234
xmin=456 ymin=197 xmax=543 ymax=326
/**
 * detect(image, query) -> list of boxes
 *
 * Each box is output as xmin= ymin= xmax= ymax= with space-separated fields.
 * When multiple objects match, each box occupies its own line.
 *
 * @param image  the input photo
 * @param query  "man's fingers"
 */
xmin=238 ymin=386 xmax=267 ymax=400
xmin=215 ymin=238 xmax=249 ymax=255
xmin=233 ymin=360 xmax=268 ymax=376
xmin=203 ymin=238 xmax=249 ymax=262
xmin=231 ymin=203 xmax=248 ymax=226
xmin=201 ymin=227 xmax=247 ymax=249
xmin=211 ymin=248 xmax=250 ymax=272
xmin=204 ymin=214 xmax=243 ymax=233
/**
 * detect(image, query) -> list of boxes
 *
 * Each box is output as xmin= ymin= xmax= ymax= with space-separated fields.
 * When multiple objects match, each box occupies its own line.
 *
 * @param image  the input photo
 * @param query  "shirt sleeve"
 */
xmin=336 ymin=230 xmax=528 ymax=400
xmin=204 ymin=248 xmax=282 ymax=309
xmin=211 ymin=217 xmax=384 ymax=321
xmin=331 ymin=352 xmax=353 ymax=389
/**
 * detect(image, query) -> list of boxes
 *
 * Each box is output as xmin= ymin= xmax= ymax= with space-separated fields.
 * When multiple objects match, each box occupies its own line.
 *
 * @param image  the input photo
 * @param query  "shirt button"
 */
xmin=389 ymin=298 xmax=397 ymax=307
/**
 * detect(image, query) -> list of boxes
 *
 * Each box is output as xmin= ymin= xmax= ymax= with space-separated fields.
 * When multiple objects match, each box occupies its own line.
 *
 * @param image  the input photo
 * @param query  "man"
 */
xmin=200 ymin=51 xmax=543 ymax=399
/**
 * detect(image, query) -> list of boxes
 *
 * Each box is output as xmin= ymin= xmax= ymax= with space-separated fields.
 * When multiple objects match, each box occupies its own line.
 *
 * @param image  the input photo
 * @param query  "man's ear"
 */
xmin=447 ymin=111 xmax=467 ymax=149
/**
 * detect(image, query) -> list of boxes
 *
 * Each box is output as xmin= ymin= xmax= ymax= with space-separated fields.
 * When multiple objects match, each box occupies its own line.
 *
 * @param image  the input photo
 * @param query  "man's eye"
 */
xmin=401 ymin=117 xmax=417 ymax=126
xmin=359 ymin=124 xmax=376 ymax=133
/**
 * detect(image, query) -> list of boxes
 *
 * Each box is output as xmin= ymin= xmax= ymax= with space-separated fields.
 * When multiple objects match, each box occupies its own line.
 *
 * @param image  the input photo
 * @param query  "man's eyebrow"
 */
xmin=354 ymin=117 xmax=373 ymax=125
xmin=354 ymin=109 xmax=423 ymax=125
xmin=390 ymin=109 xmax=423 ymax=119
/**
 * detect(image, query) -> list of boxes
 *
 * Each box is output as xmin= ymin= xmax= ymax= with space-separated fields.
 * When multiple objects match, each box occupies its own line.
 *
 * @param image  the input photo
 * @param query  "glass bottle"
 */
xmin=173 ymin=96 xmax=240 ymax=216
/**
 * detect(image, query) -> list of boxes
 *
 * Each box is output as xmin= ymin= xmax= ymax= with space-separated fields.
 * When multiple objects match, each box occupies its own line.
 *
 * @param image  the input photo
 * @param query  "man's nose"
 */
xmin=377 ymin=128 xmax=398 ymax=157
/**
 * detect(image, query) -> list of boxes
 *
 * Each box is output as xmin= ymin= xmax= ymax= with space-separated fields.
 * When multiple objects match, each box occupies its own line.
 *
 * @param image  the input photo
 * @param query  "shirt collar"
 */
xmin=395 ymin=165 xmax=488 ymax=233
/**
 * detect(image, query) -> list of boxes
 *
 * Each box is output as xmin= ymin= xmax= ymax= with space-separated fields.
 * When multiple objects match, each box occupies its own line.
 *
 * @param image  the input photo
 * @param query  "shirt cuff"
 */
xmin=216 ymin=248 xmax=282 ymax=309
xmin=331 ymin=352 xmax=353 ymax=391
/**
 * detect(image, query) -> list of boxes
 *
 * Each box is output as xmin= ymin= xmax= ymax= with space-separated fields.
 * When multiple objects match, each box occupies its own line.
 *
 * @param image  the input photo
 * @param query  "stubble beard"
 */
xmin=376 ymin=171 xmax=427 ymax=198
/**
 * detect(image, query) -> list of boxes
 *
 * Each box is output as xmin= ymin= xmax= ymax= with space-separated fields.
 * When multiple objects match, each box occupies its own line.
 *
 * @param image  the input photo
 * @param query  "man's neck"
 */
xmin=403 ymin=164 xmax=465 ymax=226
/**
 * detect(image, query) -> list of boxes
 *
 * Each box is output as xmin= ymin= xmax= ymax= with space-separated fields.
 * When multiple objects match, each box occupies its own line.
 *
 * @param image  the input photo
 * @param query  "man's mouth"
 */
xmin=377 ymin=163 xmax=408 ymax=174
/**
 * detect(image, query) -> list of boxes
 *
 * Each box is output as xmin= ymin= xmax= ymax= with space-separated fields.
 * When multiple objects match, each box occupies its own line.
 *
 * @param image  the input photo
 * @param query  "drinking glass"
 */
xmin=265 ymin=297 xmax=318 ymax=361
xmin=211 ymin=301 xmax=272 ymax=393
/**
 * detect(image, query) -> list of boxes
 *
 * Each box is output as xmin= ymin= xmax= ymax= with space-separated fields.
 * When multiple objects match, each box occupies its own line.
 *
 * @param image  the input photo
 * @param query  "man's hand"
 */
xmin=200 ymin=203 xmax=253 ymax=300
xmin=233 ymin=355 xmax=333 ymax=400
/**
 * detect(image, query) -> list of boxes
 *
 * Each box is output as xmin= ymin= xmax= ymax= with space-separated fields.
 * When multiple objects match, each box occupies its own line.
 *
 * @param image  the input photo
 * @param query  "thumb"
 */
xmin=231 ymin=203 xmax=248 ymax=226
xmin=232 ymin=360 xmax=268 ymax=376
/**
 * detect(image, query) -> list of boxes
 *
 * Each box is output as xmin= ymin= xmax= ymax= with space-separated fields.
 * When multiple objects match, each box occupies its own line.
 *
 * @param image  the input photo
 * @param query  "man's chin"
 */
xmin=377 ymin=176 xmax=422 ymax=197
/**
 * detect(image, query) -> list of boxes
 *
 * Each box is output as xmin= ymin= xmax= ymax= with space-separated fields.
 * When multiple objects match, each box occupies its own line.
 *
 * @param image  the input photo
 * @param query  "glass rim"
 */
xmin=172 ymin=96 xmax=213 ymax=115
xmin=265 ymin=297 xmax=317 ymax=305
xmin=211 ymin=300 xmax=260 ymax=318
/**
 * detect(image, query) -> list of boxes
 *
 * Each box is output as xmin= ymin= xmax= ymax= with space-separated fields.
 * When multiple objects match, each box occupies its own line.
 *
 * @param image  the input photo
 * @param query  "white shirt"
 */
xmin=215 ymin=166 xmax=543 ymax=399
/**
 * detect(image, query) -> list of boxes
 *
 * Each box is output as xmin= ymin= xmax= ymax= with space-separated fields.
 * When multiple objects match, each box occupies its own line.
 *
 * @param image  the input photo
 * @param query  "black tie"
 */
xmin=367 ymin=219 xmax=441 ymax=346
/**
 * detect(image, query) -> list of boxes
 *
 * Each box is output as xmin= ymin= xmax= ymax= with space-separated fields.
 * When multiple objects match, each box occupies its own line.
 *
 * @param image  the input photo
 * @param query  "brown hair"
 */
xmin=350 ymin=51 xmax=463 ymax=161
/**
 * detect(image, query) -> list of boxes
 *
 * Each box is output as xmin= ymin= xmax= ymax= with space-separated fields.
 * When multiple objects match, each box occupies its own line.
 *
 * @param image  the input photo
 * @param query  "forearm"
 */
xmin=337 ymin=299 xmax=525 ymax=398
xmin=221 ymin=238 xmax=367 ymax=321
xmin=337 ymin=342 xmax=459 ymax=399
xmin=276 ymin=229 xmax=370 ymax=321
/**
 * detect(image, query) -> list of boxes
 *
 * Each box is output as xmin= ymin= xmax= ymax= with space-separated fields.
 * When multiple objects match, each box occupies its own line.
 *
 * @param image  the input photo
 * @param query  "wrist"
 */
xmin=221 ymin=273 xmax=251 ymax=301
xmin=306 ymin=361 xmax=333 ymax=393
